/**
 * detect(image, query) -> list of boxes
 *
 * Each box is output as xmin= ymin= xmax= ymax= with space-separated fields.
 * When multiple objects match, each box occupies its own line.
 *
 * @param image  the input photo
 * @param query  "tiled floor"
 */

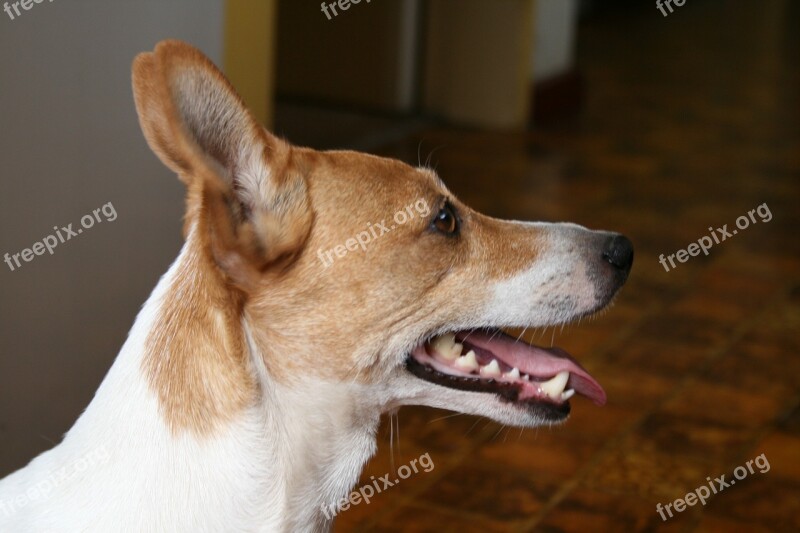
xmin=334 ymin=1 xmax=800 ymax=531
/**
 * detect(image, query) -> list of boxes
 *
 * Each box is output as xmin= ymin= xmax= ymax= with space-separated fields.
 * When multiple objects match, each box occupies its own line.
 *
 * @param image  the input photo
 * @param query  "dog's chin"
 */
xmin=403 ymin=328 xmax=606 ymax=427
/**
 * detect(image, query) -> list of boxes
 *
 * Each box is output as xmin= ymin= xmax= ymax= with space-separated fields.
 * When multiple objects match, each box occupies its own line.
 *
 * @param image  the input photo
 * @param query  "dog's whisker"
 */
xmin=395 ymin=411 xmax=401 ymax=461
xmin=491 ymin=424 xmax=506 ymax=442
xmin=389 ymin=412 xmax=396 ymax=473
xmin=464 ymin=417 xmax=483 ymax=437
xmin=514 ymin=327 xmax=528 ymax=344
xmin=428 ymin=412 xmax=467 ymax=424
xmin=427 ymin=144 xmax=446 ymax=169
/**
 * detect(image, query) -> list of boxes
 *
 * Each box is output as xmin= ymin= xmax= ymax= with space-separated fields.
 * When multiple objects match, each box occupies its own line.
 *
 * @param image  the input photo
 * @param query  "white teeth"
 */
xmin=561 ymin=389 xmax=575 ymax=401
xmin=454 ymin=350 xmax=479 ymax=371
xmin=480 ymin=359 xmax=501 ymax=378
xmin=522 ymin=374 xmax=530 ymax=381
xmin=539 ymin=371 xmax=570 ymax=399
xmin=430 ymin=333 xmax=463 ymax=360
xmin=505 ymin=367 xmax=520 ymax=380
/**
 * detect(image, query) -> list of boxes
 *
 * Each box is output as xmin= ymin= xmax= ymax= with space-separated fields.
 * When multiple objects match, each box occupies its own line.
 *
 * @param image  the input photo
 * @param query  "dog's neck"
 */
xmin=248 ymin=331 xmax=382 ymax=531
xmin=6 ymin=237 xmax=380 ymax=532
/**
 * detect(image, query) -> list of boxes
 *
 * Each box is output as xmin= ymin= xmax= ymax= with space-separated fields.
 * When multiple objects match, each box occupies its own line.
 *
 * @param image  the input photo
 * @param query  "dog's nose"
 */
xmin=602 ymin=234 xmax=634 ymax=278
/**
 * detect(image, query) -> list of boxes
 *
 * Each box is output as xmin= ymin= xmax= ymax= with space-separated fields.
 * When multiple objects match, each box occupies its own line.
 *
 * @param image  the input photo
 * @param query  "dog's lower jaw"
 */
xmin=393 ymin=371 xmax=570 ymax=428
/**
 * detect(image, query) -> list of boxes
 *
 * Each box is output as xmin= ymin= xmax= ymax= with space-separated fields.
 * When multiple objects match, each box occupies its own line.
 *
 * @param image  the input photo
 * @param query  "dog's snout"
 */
xmin=602 ymin=234 xmax=634 ymax=277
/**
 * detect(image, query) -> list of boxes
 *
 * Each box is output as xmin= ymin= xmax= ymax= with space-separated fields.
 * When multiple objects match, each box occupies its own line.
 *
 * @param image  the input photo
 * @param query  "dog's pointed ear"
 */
xmin=131 ymin=40 xmax=312 ymax=286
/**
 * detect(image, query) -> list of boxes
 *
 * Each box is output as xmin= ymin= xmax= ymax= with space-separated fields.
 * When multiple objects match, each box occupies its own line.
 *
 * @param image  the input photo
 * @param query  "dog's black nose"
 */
xmin=602 ymin=234 xmax=634 ymax=277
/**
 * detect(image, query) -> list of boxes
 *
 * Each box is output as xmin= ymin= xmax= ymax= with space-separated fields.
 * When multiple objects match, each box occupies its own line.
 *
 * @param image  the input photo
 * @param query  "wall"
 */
xmin=532 ymin=0 xmax=579 ymax=80
xmin=424 ymin=0 xmax=534 ymax=128
xmin=0 ymin=0 xmax=224 ymax=474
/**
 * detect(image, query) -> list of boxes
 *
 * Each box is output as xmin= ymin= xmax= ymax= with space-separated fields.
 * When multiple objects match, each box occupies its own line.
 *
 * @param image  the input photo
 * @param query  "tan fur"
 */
xmin=133 ymin=41 xmax=315 ymax=433
xmin=132 ymin=41 xmax=569 ymax=435
xmin=142 ymin=230 xmax=255 ymax=435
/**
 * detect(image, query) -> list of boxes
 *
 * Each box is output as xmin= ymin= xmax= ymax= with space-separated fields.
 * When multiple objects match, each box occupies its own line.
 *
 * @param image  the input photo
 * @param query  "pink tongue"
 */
xmin=456 ymin=331 xmax=607 ymax=406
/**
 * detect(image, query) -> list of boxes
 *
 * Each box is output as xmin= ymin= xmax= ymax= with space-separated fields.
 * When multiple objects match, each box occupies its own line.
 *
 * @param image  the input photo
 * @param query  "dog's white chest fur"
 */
xmin=0 ymin=244 xmax=379 ymax=532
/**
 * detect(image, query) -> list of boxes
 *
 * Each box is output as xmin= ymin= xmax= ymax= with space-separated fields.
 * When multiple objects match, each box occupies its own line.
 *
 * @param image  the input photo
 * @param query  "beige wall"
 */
xmin=276 ymin=0 xmax=420 ymax=112
xmin=0 ymin=0 xmax=224 ymax=475
xmin=424 ymin=0 xmax=535 ymax=128
xmin=224 ymin=0 xmax=278 ymax=126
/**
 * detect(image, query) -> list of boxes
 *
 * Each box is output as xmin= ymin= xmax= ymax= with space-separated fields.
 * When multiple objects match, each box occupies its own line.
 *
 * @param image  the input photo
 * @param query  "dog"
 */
xmin=0 ymin=40 xmax=633 ymax=532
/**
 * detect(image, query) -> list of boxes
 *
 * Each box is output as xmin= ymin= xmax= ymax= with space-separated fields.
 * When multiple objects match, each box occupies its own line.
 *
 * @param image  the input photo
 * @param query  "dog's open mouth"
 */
xmin=406 ymin=329 xmax=606 ymax=415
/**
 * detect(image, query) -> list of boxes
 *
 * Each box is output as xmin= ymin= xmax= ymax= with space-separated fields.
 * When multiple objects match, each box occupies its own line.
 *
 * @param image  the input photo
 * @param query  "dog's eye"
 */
xmin=432 ymin=203 xmax=458 ymax=235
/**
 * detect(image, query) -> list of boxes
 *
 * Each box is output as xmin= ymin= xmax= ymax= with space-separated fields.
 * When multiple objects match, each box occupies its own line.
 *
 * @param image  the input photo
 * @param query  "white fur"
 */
xmin=484 ymin=222 xmax=599 ymax=328
xmin=0 ymin=219 xmax=615 ymax=531
xmin=0 ymin=240 xmax=382 ymax=532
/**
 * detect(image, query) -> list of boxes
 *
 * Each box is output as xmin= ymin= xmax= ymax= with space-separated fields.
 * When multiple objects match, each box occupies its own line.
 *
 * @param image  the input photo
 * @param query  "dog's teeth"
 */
xmin=561 ymin=389 xmax=575 ymax=401
xmin=454 ymin=350 xmax=479 ymax=371
xmin=505 ymin=367 xmax=521 ymax=380
xmin=431 ymin=333 xmax=462 ymax=360
xmin=539 ymin=371 xmax=569 ymax=399
xmin=480 ymin=359 xmax=501 ymax=378
xmin=522 ymin=374 xmax=530 ymax=381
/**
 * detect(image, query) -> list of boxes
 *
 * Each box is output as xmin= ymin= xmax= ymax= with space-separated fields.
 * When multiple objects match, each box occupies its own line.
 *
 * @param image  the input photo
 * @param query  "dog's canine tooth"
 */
xmin=431 ymin=333 xmax=462 ymax=360
xmin=505 ymin=367 xmax=521 ymax=379
xmin=454 ymin=350 xmax=479 ymax=371
xmin=539 ymin=371 xmax=569 ymax=399
xmin=561 ymin=389 xmax=576 ymax=401
xmin=522 ymin=374 xmax=530 ymax=381
xmin=480 ymin=359 xmax=501 ymax=378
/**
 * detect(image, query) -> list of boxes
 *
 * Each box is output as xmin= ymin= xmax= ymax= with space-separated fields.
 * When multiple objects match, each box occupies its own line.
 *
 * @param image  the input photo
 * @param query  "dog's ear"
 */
xmin=131 ymin=40 xmax=312 ymax=286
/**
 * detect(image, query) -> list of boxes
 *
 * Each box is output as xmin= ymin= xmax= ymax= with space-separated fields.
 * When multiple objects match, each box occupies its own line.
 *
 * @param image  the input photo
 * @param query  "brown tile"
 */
xmin=475 ymin=426 xmax=599 ymax=481
xmin=669 ymin=293 xmax=753 ymax=325
xmin=363 ymin=503 xmax=522 ymax=533
xmin=702 ymin=471 xmax=800 ymax=531
xmin=341 ymin=1 xmax=800 ymax=530
xmin=689 ymin=265 xmax=783 ymax=306
xmin=592 ymin=363 xmax=675 ymax=409
xmin=660 ymin=379 xmax=786 ymax=429
xmin=607 ymin=336 xmax=708 ymax=375
xmin=585 ymin=414 xmax=749 ymax=498
xmin=635 ymin=313 xmax=729 ymax=350
xmin=416 ymin=461 xmax=560 ymax=522
xmin=751 ymin=431 xmax=800 ymax=482
xmin=535 ymin=487 xmax=690 ymax=533
xmin=557 ymin=401 xmax=639 ymax=442
xmin=692 ymin=515 xmax=775 ymax=533
xmin=777 ymin=403 xmax=800 ymax=436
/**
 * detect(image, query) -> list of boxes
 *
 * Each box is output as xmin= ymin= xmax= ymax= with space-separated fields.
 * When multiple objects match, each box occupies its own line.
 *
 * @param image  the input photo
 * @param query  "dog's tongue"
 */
xmin=457 ymin=330 xmax=607 ymax=405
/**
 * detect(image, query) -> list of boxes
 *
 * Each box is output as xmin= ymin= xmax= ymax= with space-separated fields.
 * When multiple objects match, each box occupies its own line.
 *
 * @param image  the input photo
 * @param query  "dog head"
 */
xmin=132 ymin=41 xmax=632 ymax=433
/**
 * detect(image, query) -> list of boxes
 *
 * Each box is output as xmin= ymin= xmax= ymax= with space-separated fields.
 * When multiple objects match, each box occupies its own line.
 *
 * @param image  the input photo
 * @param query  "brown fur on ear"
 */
xmin=201 ymin=153 xmax=314 ymax=290
xmin=131 ymin=40 xmax=313 ymax=285
xmin=132 ymin=41 xmax=198 ymax=178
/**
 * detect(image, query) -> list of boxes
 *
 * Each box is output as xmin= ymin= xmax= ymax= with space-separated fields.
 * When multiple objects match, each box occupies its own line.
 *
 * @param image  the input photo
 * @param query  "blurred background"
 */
xmin=1 ymin=0 xmax=798 ymax=530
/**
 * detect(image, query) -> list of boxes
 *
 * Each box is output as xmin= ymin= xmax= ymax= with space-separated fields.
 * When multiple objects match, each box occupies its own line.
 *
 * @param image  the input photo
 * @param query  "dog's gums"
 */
xmin=406 ymin=329 xmax=606 ymax=413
